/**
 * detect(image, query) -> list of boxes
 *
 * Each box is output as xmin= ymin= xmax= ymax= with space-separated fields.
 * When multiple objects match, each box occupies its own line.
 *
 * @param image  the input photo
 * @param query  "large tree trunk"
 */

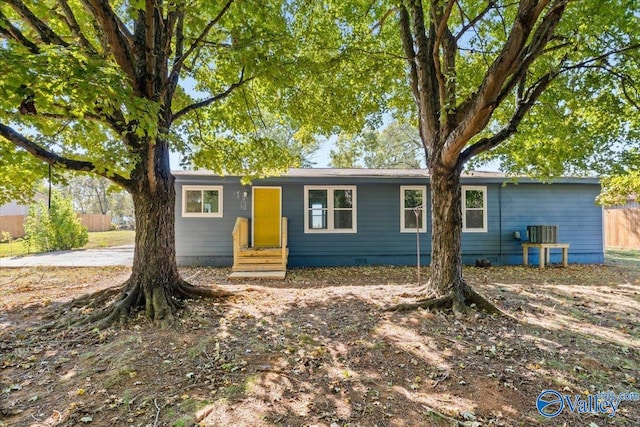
xmin=388 ymin=161 xmax=503 ymax=315
xmin=66 ymin=141 xmax=231 ymax=329
xmin=428 ymin=162 xmax=467 ymax=311
xmin=128 ymin=173 xmax=184 ymax=321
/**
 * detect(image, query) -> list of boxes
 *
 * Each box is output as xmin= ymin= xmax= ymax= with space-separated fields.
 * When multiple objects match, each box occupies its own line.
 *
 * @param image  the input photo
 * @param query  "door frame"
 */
xmin=251 ymin=186 xmax=282 ymax=247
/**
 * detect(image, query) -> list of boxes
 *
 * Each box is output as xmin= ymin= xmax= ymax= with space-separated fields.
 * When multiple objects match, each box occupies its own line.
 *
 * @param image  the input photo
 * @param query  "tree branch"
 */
xmin=621 ymin=75 xmax=640 ymax=112
xmin=83 ymin=0 xmax=138 ymax=93
xmin=492 ymin=2 xmax=570 ymax=112
xmin=431 ymin=0 xmax=458 ymax=132
xmin=164 ymin=9 xmax=184 ymax=111
xmin=172 ymin=70 xmax=254 ymax=121
xmin=558 ymin=43 xmax=640 ymax=74
xmin=7 ymin=0 xmax=69 ymax=46
xmin=406 ymin=0 xmax=440 ymax=142
xmin=460 ymin=72 xmax=555 ymax=163
xmin=461 ymin=38 xmax=640 ymax=164
xmin=56 ymin=0 xmax=97 ymax=53
xmin=40 ymin=106 xmax=127 ymax=136
xmin=169 ymin=0 xmax=235 ymax=83
xmin=0 ymin=123 xmax=131 ymax=188
xmin=144 ymin=0 xmax=157 ymax=99
xmin=454 ymin=1 xmax=496 ymax=42
xmin=40 ymin=109 xmax=104 ymax=123
xmin=371 ymin=7 xmax=396 ymax=33
xmin=443 ymin=0 xmax=566 ymax=166
xmin=398 ymin=5 xmax=420 ymax=109
xmin=0 ymin=9 xmax=40 ymax=53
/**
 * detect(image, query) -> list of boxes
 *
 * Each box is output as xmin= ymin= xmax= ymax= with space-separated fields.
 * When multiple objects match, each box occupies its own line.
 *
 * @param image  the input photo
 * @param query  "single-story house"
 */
xmin=0 ymin=192 xmax=49 ymax=239
xmin=174 ymin=169 xmax=603 ymax=273
xmin=0 ymin=192 xmax=48 ymax=216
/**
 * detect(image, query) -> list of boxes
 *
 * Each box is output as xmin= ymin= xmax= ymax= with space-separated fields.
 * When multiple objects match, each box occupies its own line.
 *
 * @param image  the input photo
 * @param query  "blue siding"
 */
xmin=499 ymin=183 xmax=604 ymax=265
xmin=283 ymin=182 xmax=431 ymax=267
xmin=175 ymin=173 xmax=603 ymax=267
xmin=460 ymin=184 xmax=501 ymax=264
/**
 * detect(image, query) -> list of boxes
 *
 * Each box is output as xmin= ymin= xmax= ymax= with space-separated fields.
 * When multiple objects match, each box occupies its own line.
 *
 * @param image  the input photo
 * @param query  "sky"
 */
xmin=306 ymin=139 xmax=333 ymax=168
xmin=170 ymin=136 xmax=335 ymax=171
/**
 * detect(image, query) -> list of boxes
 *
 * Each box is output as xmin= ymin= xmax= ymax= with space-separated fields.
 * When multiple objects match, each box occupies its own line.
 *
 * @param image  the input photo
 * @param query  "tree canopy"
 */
xmin=0 ymin=0 xmax=402 ymax=326
xmin=330 ymin=121 xmax=424 ymax=168
xmin=0 ymin=0 xmax=395 ymax=201
xmin=467 ymin=1 xmax=640 ymax=182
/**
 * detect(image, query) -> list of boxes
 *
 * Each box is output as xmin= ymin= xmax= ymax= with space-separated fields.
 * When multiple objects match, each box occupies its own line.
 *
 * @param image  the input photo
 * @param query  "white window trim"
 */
xmin=182 ymin=185 xmax=223 ymax=218
xmin=462 ymin=185 xmax=487 ymax=232
xmin=400 ymin=185 xmax=427 ymax=233
xmin=304 ymin=185 xmax=357 ymax=233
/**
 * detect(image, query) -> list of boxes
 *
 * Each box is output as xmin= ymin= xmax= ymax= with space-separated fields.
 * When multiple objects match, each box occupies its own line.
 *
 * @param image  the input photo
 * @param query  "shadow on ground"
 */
xmin=0 ymin=264 xmax=638 ymax=426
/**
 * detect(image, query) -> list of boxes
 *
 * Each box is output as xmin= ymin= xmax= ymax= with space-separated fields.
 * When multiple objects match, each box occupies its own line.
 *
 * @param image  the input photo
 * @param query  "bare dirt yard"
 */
xmin=1 ymin=263 xmax=639 ymax=426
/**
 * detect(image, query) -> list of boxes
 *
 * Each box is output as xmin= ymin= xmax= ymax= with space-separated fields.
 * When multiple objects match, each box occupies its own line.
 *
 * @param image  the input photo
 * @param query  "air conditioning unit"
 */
xmin=527 ymin=225 xmax=558 ymax=243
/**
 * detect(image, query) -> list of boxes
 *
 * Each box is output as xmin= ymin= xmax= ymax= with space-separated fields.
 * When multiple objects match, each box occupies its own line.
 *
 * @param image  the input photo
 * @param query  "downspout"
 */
xmin=48 ymin=163 xmax=52 ymax=210
xmin=498 ymin=184 xmax=503 ymax=264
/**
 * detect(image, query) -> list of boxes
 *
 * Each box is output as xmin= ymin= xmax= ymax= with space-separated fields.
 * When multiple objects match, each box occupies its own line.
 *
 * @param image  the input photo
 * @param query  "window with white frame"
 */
xmin=401 ymin=186 xmax=427 ymax=232
xmin=304 ymin=186 xmax=357 ymax=233
xmin=462 ymin=186 xmax=487 ymax=232
xmin=182 ymin=185 xmax=223 ymax=217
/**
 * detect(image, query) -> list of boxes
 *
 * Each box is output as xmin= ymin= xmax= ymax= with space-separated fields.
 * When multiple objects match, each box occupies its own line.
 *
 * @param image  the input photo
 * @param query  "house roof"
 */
xmin=173 ymin=168 xmax=504 ymax=178
xmin=173 ymin=168 xmax=600 ymax=184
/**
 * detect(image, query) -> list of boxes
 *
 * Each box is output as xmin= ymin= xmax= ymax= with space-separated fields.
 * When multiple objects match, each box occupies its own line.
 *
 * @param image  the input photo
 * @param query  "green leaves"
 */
xmin=191 ymin=134 xmax=296 ymax=182
xmin=598 ymin=172 xmax=640 ymax=206
xmin=1 ymin=0 xmax=636 ymax=201
xmin=330 ymin=120 xmax=424 ymax=169
xmin=25 ymin=192 xmax=88 ymax=252
xmin=0 ymin=140 xmax=48 ymax=205
xmin=468 ymin=0 xmax=640 ymax=179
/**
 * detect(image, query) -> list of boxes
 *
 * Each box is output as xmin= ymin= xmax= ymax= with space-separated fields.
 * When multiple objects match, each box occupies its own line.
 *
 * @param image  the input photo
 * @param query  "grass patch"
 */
xmin=0 ymin=238 xmax=30 ymax=257
xmin=0 ymin=230 xmax=134 ymax=257
xmin=85 ymin=230 xmax=135 ymax=249
xmin=606 ymin=248 xmax=640 ymax=266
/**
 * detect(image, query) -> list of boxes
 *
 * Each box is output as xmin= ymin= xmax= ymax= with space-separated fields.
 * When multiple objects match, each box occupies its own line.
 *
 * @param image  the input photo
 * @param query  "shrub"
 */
xmin=25 ymin=192 xmax=89 ymax=251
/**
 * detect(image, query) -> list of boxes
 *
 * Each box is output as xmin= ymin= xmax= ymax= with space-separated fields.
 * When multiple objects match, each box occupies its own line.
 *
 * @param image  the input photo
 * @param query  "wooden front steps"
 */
xmin=232 ymin=247 xmax=288 ymax=271
xmin=228 ymin=271 xmax=287 ymax=279
xmin=230 ymin=217 xmax=288 ymax=279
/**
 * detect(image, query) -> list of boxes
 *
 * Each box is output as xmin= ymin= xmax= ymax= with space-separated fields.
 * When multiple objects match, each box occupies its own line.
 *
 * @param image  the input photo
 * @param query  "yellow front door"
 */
xmin=253 ymin=187 xmax=281 ymax=247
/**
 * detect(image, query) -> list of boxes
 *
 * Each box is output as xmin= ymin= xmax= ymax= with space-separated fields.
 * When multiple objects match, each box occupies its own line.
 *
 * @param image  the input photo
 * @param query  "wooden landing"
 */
xmin=228 ymin=270 xmax=287 ymax=280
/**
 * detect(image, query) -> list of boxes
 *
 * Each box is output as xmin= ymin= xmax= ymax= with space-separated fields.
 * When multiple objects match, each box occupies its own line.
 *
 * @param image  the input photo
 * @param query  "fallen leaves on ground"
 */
xmin=0 ymin=264 xmax=638 ymax=426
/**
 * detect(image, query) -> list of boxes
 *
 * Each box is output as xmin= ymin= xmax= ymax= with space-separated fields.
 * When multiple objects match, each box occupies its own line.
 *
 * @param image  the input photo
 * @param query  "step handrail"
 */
xmin=281 ymin=217 xmax=288 ymax=265
xmin=232 ymin=217 xmax=249 ymax=266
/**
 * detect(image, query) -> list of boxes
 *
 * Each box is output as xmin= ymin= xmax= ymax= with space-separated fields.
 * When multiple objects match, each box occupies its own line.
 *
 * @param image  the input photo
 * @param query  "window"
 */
xmin=462 ymin=186 xmax=487 ymax=232
xmin=182 ymin=185 xmax=223 ymax=217
xmin=304 ymin=186 xmax=357 ymax=233
xmin=401 ymin=186 xmax=427 ymax=232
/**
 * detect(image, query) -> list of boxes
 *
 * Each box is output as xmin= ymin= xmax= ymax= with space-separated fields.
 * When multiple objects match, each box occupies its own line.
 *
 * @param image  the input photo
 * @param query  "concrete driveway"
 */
xmin=0 ymin=245 xmax=134 ymax=267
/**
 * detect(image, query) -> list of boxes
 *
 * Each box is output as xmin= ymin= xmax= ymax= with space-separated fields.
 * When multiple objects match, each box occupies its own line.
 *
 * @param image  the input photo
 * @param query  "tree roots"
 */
xmin=41 ymin=279 xmax=234 ymax=331
xmin=386 ymin=281 xmax=510 ymax=318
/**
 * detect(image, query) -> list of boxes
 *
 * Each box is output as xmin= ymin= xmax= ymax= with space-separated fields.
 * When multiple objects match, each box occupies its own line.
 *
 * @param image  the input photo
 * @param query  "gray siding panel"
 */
xmin=175 ymin=178 xmax=252 ymax=263
xmin=174 ymin=174 xmax=603 ymax=267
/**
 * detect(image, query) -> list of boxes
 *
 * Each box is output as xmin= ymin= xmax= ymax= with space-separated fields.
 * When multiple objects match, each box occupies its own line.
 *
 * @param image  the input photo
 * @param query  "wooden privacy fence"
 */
xmin=604 ymin=207 xmax=640 ymax=249
xmin=0 ymin=214 xmax=112 ymax=239
xmin=78 ymin=214 xmax=112 ymax=232
xmin=0 ymin=215 xmax=25 ymax=239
